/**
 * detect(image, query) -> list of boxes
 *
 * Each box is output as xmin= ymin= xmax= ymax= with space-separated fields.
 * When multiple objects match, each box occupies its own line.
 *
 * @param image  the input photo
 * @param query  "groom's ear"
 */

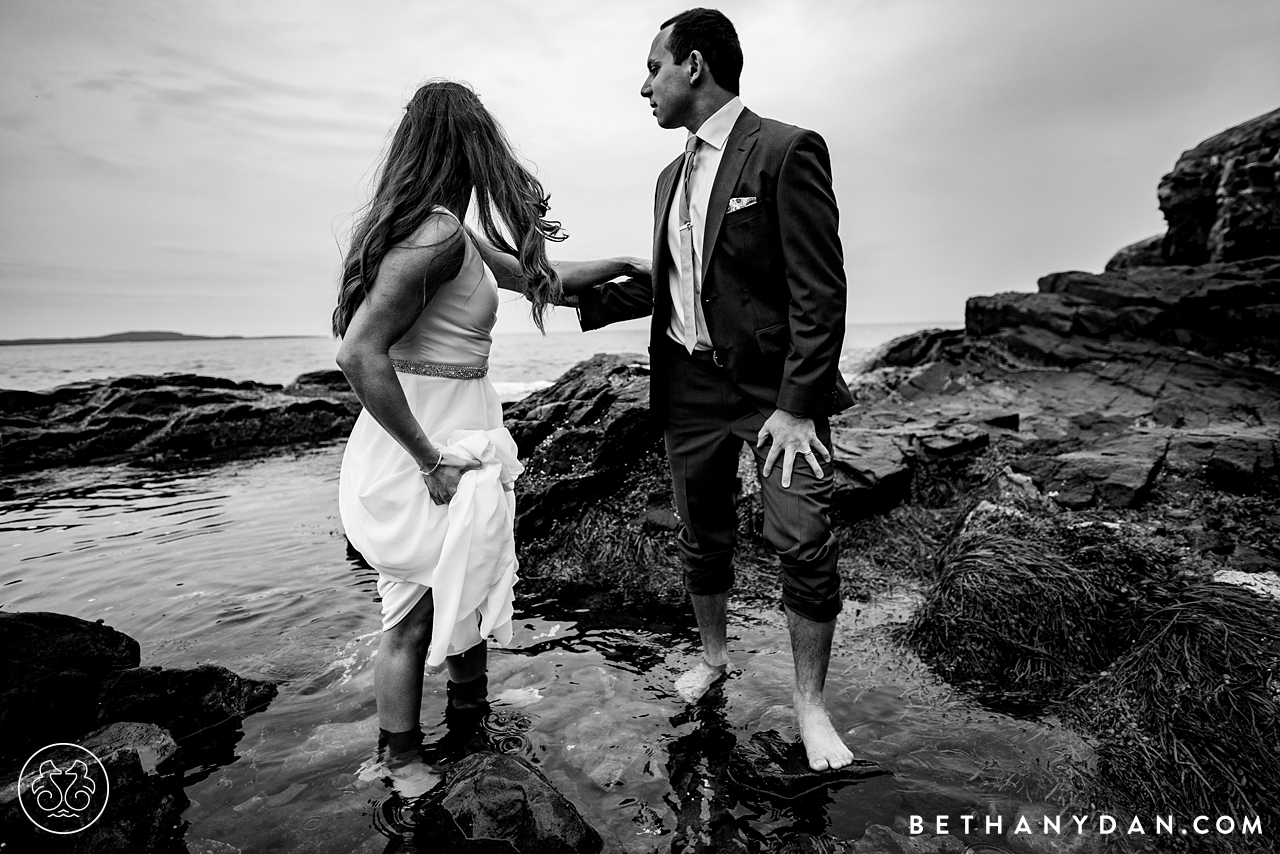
xmin=686 ymin=49 xmax=706 ymax=86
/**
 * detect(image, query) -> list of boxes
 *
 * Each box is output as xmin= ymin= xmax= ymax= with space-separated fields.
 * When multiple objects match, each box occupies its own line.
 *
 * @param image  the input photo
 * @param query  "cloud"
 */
xmin=1 ymin=0 xmax=1279 ymax=339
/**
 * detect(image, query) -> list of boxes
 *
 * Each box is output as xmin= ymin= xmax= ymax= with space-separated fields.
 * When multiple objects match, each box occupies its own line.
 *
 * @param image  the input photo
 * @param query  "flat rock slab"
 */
xmin=1166 ymin=427 xmax=1279 ymax=492
xmin=1022 ymin=432 xmax=1170 ymax=508
xmin=727 ymin=729 xmax=888 ymax=801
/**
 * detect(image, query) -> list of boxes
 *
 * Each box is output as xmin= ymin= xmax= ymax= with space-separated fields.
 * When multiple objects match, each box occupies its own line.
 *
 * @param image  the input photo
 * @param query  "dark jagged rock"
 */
xmin=284 ymin=368 xmax=349 ymax=393
xmin=1105 ymin=233 xmax=1167 ymax=270
xmin=0 ymin=612 xmax=141 ymax=768
xmin=0 ymin=611 xmax=274 ymax=852
xmin=505 ymin=353 xmax=687 ymax=608
xmin=873 ymin=328 xmax=966 ymax=368
xmin=0 ymin=372 xmax=357 ymax=474
xmin=853 ymin=319 xmax=1280 ymax=508
xmin=282 ymin=369 xmax=361 ymax=415
xmin=97 ymin=664 xmax=277 ymax=759
xmin=412 ymin=751 xmax=604 ymax=854
xmin=0 ymin=723 xmax=189 ymax=854
xmin=1159 ymin=106 xmax=1280 ymax=264
xmin=727 ymin=730 xmax=888 ymax=801
xmin=0 ymin=611 xmax=140 ymax=681
xmin=966 ymin=257 xmax=1280 ymax=362
xmin=826 ymin=423 xmax=991 ymax=521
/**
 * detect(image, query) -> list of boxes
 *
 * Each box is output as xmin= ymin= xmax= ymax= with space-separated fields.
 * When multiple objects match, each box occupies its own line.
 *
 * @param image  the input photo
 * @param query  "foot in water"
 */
xmin=674 ymin=658 xmax=728 ymax=704
xmin=794 ymin=695 xmax=854 ymax=772
xmin=381 ymin=751 xmax=440 ymax=799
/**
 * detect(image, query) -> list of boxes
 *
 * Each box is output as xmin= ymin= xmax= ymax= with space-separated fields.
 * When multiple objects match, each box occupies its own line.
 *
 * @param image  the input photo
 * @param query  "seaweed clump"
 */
xmin=1064 ymin=581 xmax=1280 ymax=835
xmin=901 ymin=505 xmax=1178 ymax=708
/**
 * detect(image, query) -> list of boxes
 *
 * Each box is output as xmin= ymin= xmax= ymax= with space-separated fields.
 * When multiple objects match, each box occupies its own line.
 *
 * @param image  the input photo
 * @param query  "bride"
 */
xmin=332 ymin=80 xmax=646 ymax=795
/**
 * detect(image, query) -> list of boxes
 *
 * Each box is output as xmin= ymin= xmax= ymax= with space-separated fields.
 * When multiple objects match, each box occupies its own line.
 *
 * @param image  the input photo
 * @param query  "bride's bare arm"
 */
xmin=335 ymin=217 xmax=479 ymax=502
xmin=466 ymin=226 xmax=650 ymax=302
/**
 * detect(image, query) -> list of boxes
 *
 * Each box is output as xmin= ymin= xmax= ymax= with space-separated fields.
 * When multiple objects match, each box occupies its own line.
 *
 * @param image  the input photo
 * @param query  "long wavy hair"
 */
xmin=333 ymin=81 xmax=566 ymax=338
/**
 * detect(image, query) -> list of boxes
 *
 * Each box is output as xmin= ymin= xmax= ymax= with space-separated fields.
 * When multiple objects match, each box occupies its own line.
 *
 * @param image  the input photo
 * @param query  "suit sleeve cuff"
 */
xmin=775 ymin=386 xmax=823 ymax=417
xmin=576 ymin=287 xmax=609 ymax=331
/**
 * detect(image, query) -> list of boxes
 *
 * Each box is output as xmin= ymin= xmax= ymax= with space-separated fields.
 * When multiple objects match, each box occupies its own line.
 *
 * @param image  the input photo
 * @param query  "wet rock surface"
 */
xmin=0 ymin=723 xmax=190 ymax=854
xmin=0 ymin=611 xmax=142 ymax=768
xmin=503 ymin=354 xmax=687 ymax=609
xmin=727 ymin=729 xmax=888 ymax=801
xmin=0 ymin=372 xmax=357 ymax=474
xmin=98 ymin=664 xmax=277 ymax=769
xmin=0 ymin=611 xmax=274 ymax=852
xmin=411 ymin=751 xmax=604 ymax=853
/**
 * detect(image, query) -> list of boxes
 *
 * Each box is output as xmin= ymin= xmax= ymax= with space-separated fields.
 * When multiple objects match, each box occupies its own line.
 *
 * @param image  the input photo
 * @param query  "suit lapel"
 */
xmin=701 ymin=108 xmax=761 ymax=284
xmin=652 ymin=157 xmax=682 ymax=303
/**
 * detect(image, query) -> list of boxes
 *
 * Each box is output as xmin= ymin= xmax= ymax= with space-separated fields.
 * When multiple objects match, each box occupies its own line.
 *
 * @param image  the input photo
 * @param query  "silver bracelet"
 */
xmin=419 ymin=451 xmax=443 ymax=477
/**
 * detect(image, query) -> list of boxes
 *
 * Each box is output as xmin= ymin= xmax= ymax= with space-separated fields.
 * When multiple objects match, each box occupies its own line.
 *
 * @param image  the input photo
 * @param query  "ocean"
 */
xmin=0 ymin=322 xmax=954 ymax=398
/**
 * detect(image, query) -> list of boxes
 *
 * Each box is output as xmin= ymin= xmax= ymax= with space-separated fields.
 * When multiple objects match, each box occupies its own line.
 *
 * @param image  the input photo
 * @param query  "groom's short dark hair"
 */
xmin=661 ymin=8 xmax=742 ymax=95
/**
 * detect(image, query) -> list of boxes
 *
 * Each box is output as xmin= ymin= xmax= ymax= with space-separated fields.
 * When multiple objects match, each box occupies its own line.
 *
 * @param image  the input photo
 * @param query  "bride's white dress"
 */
xmin=338 ymin=212 xmax=522 ymax=667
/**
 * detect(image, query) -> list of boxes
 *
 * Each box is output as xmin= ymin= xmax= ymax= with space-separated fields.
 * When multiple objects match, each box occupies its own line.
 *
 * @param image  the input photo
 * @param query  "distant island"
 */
xmin=0 ymin=331 xmax=323 ymax=347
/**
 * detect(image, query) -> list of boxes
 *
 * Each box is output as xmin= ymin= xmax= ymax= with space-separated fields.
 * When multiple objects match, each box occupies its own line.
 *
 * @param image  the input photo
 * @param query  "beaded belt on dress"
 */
xmin=391 ymin=359 xmax=488 ymax=379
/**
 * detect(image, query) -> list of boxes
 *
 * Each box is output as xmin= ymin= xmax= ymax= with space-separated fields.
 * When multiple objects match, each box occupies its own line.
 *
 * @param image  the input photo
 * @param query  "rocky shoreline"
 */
xmin=2 ymin=108 xmax=1278 ymax=852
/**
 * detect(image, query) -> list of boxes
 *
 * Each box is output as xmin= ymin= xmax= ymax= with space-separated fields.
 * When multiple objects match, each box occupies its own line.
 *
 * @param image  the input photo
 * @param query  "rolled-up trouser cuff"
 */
xmin=779 ymin=547 xmax=842 ymax=624
xmin=679 ymin=535 xmax=736 ymax=596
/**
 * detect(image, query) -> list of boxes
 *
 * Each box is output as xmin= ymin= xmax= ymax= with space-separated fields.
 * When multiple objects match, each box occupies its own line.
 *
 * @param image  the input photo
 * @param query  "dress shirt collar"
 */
xmin=689 ymin=96 xmax=745 ymax=152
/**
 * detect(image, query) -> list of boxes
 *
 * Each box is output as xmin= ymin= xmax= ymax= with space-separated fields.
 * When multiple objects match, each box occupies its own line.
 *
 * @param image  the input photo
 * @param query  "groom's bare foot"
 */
xmin=794 ymin=695 xmax=854 ymax=772
xmin=674 ymin=657 xmax=728 ymax=703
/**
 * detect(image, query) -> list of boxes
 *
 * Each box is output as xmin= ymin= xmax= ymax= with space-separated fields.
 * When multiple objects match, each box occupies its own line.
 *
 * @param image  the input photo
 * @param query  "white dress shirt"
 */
xmin=666 ymin=96 xmax=746 ymax=350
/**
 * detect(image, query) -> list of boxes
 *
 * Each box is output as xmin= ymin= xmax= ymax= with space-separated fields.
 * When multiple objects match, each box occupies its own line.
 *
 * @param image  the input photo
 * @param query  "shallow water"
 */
xmin=0 ymin=444 xmax=1091 ymax=853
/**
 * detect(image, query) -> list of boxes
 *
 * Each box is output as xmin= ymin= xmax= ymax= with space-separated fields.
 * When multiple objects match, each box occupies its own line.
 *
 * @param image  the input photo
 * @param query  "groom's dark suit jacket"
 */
xmin=578 ymin=107 xmax=853 ymax=420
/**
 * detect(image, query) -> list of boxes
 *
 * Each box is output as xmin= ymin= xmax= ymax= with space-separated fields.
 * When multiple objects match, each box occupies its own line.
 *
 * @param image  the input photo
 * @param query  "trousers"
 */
xmin=661 ymin=339 xmax=841 ymax=623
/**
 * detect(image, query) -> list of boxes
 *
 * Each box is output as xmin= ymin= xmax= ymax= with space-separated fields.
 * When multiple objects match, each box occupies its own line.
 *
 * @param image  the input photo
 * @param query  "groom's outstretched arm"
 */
xmin=467 ymin=226 xmax=648 ymax=310
xmin=574 ymin=271 xmax=654 ymax=330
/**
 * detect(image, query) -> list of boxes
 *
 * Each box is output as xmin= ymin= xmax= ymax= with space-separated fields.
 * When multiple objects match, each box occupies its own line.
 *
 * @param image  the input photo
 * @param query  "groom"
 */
xmin=575 ymin=8 xmax=855 ymax=771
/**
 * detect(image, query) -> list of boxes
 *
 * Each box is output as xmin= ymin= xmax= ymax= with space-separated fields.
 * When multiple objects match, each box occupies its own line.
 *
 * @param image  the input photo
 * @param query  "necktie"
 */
xmin=678 ymin=135 xmax=700 ymax=353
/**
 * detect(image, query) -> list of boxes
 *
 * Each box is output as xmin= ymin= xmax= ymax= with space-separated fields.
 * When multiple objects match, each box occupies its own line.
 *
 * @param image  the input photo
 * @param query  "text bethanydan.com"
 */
xmin=909 ymin=813 xmax=1264 ymax=839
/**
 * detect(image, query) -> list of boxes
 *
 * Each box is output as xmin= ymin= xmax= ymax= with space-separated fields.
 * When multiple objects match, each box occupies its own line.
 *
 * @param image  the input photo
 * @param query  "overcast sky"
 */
xmin=1 ymin=0 xmax=1277 ymax=339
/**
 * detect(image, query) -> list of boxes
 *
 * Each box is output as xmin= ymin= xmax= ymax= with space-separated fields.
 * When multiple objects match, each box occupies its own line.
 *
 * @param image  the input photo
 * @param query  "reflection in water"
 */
xmin=0 ymin=446 xmax=1093 ymax=853
xmin=666 ymin=689 xmax=744 ymax=852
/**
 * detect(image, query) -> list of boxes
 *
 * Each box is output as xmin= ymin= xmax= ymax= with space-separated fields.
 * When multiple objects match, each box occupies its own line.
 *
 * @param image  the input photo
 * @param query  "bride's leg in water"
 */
xmin=375 ymin=591 xmax=439 ymax=797
xmin=445 ymin=639 xmax=488 ymax=710
xmin=376 ymin=590 xmax=436 ymax=732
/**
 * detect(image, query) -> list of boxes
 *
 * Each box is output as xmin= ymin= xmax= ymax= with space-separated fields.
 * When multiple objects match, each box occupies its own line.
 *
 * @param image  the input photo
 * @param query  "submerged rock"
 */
xmin=412 ymin=751 xmax=604 ymax=853
xmin=727 ymin=729 xmax=888 ymax=801
xmin=852 ymin=825 xmax=964 ymax=853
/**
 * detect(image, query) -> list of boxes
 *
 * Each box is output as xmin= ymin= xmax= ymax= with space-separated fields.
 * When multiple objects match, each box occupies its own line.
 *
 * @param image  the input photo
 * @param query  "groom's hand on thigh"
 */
xmin=757 ymin=409 xmax=832 ymax=488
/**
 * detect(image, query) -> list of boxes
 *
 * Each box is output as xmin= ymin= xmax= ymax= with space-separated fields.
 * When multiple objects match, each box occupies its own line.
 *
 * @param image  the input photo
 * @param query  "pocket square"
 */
xmin=727 ymin=196 xmax=757 ymax=213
